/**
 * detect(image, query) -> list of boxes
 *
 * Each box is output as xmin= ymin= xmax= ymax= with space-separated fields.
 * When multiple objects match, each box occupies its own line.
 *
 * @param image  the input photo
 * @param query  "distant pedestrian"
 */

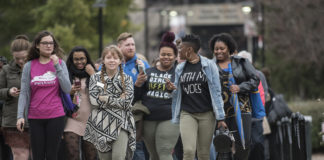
xmin=238 ymin=50 xmax=267 ymax=160
xmin=0 ymin=55 xmax=11 ymax=160
xmin=0 ymin=35 xmax=31 ymax=159
xmin=166 ymin=34 xmax=227 ymax=160
xmin=94 ymin=58 xmax=102 ymax=71
xmin=83 ymin=45 xmax=136 ymax=160
xmin=0 ymin=56 xmax=7 ymax=70
xmin=64 ymin=46 xmax=97 ymax=160
xmin=16 ymin=31 xmax=71 ymax=160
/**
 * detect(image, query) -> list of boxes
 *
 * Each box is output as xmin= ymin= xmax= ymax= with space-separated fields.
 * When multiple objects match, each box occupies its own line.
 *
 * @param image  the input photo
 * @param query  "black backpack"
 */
xmin=266 ymin=89 xmax=292 ymax=124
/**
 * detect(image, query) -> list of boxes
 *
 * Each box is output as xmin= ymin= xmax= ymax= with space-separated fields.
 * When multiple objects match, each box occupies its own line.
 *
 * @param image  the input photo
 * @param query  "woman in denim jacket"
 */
xmin=166 ymin=34 xmax=227 ymax=160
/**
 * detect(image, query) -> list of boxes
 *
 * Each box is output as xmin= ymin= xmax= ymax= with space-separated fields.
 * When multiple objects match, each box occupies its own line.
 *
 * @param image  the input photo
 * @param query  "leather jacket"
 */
xmin=216 ymin=55 xmax=260 ymax=93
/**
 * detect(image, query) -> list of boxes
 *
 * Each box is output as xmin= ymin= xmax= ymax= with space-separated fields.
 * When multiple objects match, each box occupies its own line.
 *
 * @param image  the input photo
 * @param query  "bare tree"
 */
xmin=256 ymin=0 xmax=324 ymax=98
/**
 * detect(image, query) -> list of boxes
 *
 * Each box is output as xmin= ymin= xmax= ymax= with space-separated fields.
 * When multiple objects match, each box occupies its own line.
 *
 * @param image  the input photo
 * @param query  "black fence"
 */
xmin=267 ymin=112 xmax=312 ymax=160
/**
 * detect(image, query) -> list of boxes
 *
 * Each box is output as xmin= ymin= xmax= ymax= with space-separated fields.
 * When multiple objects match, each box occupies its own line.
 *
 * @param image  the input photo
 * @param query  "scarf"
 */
xmin=69 ymin=64 xmax=91 ymax=88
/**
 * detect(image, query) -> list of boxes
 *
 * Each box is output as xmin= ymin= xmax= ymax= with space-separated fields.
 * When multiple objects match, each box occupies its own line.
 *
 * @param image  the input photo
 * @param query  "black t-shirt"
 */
xmin=180 ymin=61 xmax=213 ymax=113
xmin=134 ymin=67 xmax=175 ymax=121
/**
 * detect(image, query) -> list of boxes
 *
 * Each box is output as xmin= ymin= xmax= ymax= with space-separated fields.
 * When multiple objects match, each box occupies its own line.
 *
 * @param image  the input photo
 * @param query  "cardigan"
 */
xmin=17 ymin=59 xmax=71 ymax=120
xmin=83 ymin=71 xmax=136 ymax=154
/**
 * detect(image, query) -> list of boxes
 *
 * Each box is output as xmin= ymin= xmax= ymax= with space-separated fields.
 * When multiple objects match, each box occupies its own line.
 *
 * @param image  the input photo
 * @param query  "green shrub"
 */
xmin=289 ymin=100 xmax=324 ymax=151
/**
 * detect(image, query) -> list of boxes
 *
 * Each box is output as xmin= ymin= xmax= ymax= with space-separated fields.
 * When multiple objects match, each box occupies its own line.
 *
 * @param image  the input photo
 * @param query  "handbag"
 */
xmin=60 ymin=88 xmax=79 ymax=118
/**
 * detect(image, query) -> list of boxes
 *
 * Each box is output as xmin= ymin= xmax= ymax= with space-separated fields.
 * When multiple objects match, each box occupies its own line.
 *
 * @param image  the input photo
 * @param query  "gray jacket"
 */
xmin=17 ymin=60 xmax=71 ymax=120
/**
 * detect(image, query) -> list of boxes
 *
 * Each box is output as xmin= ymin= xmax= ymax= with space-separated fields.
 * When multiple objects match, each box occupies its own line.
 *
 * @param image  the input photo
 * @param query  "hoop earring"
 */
xmin=186 ymin=51 xmax=191 ymax=60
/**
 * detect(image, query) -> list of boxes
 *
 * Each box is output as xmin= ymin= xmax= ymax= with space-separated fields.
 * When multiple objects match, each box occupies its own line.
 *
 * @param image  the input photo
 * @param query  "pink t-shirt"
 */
xmin=28 ymin=59 xmax=65 ymax=119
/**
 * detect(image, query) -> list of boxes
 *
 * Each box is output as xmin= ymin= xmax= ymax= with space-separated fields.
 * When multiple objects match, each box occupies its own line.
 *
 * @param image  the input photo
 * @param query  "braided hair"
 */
xmin=100 ymin=45 xmax=126 ymax=95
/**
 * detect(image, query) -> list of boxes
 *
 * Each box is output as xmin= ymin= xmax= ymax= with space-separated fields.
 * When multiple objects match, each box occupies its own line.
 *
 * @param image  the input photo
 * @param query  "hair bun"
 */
xmin=161 ymin=32 xmax=175 ymax=43
xmin=15 ymin=35 xmax=29 ymax=41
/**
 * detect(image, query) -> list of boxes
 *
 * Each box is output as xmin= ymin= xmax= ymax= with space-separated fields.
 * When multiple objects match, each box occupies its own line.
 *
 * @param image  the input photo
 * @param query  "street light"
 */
xmin=160 ymin=10 xmax=167 ymax=16
xmin=242 ymin=6 xmax=252 ymax=14
xmin=93 ymin=0 xmax=107 ymax=58
xmin=169 ymin=10 xmax=178 ymax=17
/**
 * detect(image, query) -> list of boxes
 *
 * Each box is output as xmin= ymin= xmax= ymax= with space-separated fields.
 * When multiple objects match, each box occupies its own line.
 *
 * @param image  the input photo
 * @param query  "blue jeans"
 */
xmin=132 ymin=141 xmax=146 ymax=160
xmin=210 ymin=142 xmax=217 ymax=160
xmin=248 ymin=119 xmax=265 ymax=160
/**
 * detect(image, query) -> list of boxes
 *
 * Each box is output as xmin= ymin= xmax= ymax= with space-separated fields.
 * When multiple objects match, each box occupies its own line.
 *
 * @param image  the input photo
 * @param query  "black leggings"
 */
xmin=64 ymin=132 xmax=97 ymax=160
xmin=29 ymin=116 xmax=65 ymax=160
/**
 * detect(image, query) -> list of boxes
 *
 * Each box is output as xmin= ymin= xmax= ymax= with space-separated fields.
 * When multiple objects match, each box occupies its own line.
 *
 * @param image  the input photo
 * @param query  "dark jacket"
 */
xmin=0 ymin=60 xmax=22 ymax=127
xmin=229 ymin=55 xmax=259 ymax=93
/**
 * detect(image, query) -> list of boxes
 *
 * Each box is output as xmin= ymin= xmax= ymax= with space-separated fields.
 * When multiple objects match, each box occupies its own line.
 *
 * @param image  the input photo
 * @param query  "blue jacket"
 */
xmin=171 ymin=55 xmax=225 ymax=123
xmin=123 ymin=54 xmax=150 ymax=84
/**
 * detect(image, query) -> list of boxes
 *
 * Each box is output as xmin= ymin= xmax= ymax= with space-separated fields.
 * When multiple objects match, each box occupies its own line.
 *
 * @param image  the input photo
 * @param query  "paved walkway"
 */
xmin=312 ymin=153 xmax=324 ymax=160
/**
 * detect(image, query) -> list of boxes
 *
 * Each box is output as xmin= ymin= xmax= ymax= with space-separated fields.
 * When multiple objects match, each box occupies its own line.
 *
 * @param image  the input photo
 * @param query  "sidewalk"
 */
xmin=312 ymin=153 xmax=324 ymax=160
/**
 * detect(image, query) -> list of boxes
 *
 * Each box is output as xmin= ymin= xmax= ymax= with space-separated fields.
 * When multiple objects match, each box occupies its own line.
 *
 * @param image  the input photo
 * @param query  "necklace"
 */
xmin=188 ymin=57 xmax=199 ymax=64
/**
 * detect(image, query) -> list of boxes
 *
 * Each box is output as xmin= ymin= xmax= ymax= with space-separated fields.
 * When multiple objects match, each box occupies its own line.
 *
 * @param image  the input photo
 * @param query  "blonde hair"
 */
xmin=100 ymin=45 xmax=126 ymax=94
xmin=117 ymin=32 xmax=133 ymax=45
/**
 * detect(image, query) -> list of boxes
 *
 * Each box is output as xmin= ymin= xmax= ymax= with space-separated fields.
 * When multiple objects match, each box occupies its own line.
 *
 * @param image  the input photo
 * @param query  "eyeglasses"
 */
xmin=73 ymin=57 xmax=87 ymax=62
xmin=39 ymin=41 xmax=54 ymax=46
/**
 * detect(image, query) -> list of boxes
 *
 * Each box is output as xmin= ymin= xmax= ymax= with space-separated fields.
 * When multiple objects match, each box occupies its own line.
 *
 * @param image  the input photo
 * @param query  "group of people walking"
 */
xmin=0 ymin=29 xmax=266 ymax=160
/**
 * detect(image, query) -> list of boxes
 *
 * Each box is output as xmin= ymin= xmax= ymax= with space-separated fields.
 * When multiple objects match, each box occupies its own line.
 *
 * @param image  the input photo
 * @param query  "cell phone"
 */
xmin=75 ymin=81 xmax=81 ymax=86
xmin=138 ymin=65 xmax=146 ymax=74
xmin=20 ymin=123 xmax=24 ymax=131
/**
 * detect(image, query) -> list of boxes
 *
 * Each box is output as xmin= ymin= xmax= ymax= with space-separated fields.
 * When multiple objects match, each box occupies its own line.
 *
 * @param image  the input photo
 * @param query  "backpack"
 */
xmin=267 ymin=90 xmax=292 ymax=124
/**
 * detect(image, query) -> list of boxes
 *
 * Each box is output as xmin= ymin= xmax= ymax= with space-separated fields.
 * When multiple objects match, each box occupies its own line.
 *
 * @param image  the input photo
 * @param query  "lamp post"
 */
xmin=260 ymin=2 xmax=265 ymax=67
xmin=144 ymin=0 xmax=148 ymax=59
xmin=93 ymin=0 xmax=107 ymax=58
